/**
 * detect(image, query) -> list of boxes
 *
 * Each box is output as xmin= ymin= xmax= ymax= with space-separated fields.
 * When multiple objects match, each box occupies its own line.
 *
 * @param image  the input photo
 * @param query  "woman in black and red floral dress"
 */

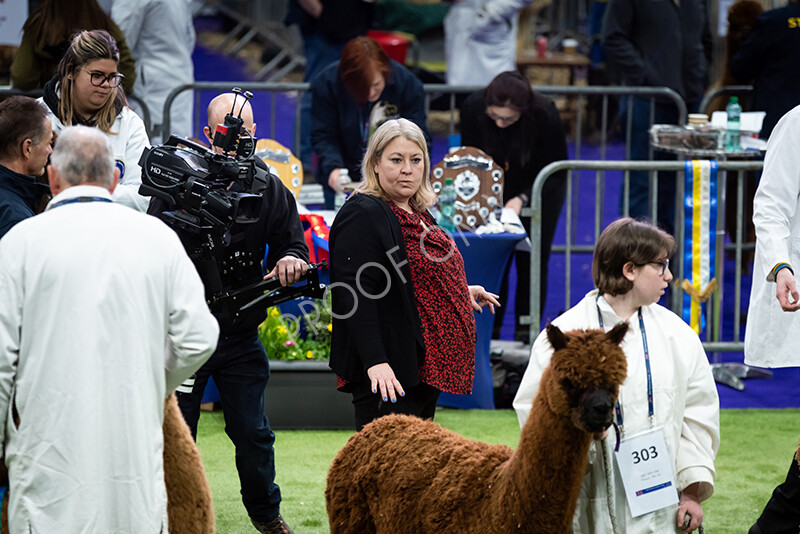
xmin=329 ymin=118 xmax=500 ymax=431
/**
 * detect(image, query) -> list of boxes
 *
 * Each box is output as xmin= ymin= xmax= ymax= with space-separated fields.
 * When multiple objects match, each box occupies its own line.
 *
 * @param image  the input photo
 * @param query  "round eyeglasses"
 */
xmin=84 ymin=69 xmax=124 ymax=88
xmin=644 ymin=259 xmax=670 ymax=276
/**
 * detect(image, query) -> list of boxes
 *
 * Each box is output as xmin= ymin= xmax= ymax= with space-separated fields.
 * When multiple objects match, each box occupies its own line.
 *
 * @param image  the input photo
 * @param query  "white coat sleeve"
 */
xmin=481 ymin=0 xmax=532 ymax=23
xmin=112 ymin=110 xmax=151 ymax=212
xmin=512 ymin=329 xmax=553 ymax=428
xmin=111 ymin=0 xmax=146 ymax=51
xmin=675 ymin=334 xmax=720 ymax=501
xmin=0 ymin=241 xmax=21 ymax=449
xmin=163 ymin=235 xmax=219 ymax=393
xmin=752 ymin=109 xmax=800 ymax=274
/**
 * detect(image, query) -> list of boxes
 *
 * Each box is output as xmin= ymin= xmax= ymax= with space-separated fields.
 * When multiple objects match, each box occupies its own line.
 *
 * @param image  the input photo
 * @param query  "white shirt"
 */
xmin=513 ymin=291 xmax=719 ymax=534
xmin=746 ymin=104 xmax=800 ymax=367
xmin=0 ymin=185 xmax=219 ymax=534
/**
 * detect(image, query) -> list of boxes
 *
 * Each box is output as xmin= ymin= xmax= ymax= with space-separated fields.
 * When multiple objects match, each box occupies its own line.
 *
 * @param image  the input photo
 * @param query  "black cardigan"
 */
xmin=328 ymin=193 xmax=425 ymax=388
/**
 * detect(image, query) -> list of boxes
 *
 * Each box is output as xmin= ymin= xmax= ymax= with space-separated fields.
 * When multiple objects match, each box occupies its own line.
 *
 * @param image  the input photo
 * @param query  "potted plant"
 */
xmin=259 ymin=297 xmax=353 ymax=430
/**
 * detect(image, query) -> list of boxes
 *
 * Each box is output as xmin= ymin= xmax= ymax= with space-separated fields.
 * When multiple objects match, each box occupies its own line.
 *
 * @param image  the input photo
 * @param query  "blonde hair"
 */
xmin=356 ymin=118 xmax=436 ymax=211
xmin=57 ymin=29 xmax=127 ymax=134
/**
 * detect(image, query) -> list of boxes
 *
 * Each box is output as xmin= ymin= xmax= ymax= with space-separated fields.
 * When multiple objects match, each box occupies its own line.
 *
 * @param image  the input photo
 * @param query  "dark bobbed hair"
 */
xmin=592 ymin=217 xmax=676 ymax=296
xmin=0 ymin=96 xmax=51 ymax=160
xmin=338 ymin=37 xmax=392 ymax=103
xmin=56 ymin=29 xmax=127 ymax=134
xmin=480 ymin=70 xmax=538 ymax=167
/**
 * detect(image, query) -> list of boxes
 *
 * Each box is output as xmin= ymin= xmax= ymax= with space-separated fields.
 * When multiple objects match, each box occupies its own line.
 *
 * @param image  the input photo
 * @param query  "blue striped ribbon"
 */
xmin=682 ymin=160 xmax=717 ymax=334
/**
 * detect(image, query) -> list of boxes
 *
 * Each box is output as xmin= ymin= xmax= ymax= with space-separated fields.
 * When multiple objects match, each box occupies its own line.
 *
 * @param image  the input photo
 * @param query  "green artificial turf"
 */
xmin=196 ymin=408 xmax=800 ymax=533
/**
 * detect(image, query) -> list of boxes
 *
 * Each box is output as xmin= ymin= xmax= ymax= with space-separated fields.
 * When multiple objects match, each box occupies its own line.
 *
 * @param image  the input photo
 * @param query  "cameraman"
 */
xmin=148 ymin=93 xmax=309 ymax=534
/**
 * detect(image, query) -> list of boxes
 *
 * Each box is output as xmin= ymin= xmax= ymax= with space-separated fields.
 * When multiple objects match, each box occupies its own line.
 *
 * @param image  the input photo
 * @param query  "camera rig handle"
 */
xmin=211 ymin=261 xmax=328 ymax=316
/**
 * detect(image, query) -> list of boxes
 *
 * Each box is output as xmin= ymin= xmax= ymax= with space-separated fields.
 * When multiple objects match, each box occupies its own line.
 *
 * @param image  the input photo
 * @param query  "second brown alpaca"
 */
xmin=0 ymin=394 xmax=214 ymax=534
xmin=325 ymin=323 xmax=628 ymax=534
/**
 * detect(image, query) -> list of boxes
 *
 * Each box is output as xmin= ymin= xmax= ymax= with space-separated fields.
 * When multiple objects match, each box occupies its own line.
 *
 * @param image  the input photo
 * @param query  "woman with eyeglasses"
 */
xmin=39 ymin=29 xmax=150 ymax=212
xmin=459 ymin=70 xmax=569 ymax=341
xmin=513 ymin=217 xmax=719 ymax=534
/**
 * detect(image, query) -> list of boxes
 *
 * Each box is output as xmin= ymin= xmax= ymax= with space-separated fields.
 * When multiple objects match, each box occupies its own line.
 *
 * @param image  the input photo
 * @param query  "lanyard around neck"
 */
xmin=595 ymin=295 xmax=655 ymax=433
xmin=50 ymin=196 xmax=112 ymax=210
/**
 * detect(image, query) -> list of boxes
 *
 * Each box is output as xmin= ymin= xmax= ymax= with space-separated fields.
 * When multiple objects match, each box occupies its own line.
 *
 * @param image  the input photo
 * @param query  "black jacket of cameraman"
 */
xmin=148 ymin=159 xmax=309 ymax=335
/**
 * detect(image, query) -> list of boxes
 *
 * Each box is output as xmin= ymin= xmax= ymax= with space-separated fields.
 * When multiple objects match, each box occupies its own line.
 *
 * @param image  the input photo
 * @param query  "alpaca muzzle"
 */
xmin=582 ymin=389 xmax=615 ymax=432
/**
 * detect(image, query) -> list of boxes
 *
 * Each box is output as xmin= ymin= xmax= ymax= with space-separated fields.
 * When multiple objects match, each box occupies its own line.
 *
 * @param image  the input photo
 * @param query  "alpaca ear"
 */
xmin=606 ymin=322 xmax=628 ymax=346
xmin=546 ymin=323 xmax=568 ymax=351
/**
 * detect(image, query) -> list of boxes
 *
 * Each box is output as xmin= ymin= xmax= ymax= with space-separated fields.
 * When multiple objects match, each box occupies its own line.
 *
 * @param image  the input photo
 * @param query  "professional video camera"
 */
xmin=138 ymin=87 xmax=262 ymax=234
xmin=137 ymin=88 xmax=327 ymax=322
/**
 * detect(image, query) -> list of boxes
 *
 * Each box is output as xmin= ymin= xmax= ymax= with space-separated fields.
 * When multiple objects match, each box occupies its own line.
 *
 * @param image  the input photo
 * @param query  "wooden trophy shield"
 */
xmin=255 ymin=139 xmax=303 ymax=199
xmin=431 ymin=147 xmax=504 ymax=230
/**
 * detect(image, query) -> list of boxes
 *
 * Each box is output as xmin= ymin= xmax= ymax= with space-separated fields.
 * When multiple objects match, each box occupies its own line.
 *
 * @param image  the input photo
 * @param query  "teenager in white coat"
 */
xmin=514 ymin=218 xmax=719 ymax=534
xmin=444 ymin=0 xmax=532 ymax=86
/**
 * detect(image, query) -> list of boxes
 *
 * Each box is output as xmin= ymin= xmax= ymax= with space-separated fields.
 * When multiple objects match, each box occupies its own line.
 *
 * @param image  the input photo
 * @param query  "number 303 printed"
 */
xmin=631 ymin=446 xmax=659 ymax=464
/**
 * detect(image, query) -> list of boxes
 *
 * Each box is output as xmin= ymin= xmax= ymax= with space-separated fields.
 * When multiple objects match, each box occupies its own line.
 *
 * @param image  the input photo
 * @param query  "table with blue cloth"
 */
xmin=438 ymin=229 xmax=528 ymax=409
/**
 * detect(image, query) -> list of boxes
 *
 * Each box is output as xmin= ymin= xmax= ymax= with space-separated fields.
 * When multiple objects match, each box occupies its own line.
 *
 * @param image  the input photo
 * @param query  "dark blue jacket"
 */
xmin=0 ymin=164 xmax=50 ymax=240
xmin=310 ymin=59 xmax=430 ymax=193
xmin=730 ymin=2 xmax=800 ymax=138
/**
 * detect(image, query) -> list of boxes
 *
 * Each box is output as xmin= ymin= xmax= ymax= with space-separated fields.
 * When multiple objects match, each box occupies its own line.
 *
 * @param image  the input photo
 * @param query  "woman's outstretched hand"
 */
xmin=468 ymin=285 xmax=501 ymax=314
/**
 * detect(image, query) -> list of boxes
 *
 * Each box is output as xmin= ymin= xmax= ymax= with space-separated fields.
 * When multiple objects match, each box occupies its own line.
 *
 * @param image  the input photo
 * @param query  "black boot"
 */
xmin=750 ymin=456 xmax=800 ymax=534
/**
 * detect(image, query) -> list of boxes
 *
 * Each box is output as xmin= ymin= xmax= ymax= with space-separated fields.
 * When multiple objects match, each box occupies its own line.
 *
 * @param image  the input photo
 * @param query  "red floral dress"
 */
xmin=389 ymin=202 xmax=477 ymax=394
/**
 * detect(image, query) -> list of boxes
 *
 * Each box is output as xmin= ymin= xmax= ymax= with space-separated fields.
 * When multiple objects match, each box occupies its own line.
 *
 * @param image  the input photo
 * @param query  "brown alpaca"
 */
xmin=325 ymin=323 xmax=629 ymax=534
xmin=0 ymin=394 xmax=214 ymax=534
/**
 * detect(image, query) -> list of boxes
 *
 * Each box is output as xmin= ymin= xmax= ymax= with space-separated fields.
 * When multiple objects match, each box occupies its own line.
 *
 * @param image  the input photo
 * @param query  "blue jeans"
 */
xmin=299 ymin=30 xmax=344 ymax=169
xmin=623 ymin=96 xmax=682 ymax=234
xmin=176 ymin=332 xmax=281 ymax=523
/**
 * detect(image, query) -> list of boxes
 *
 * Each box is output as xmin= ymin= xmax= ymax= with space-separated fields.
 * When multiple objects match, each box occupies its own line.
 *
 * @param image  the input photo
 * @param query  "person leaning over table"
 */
xmin=744 ymin=104 xmax=800 ymax=534
xmin=513 ymin=217 xmax=719 ymax=534
xmin=310 ymin=36 xmax=431 ymax=209
xmin=328 ymin=118 xmax=500 ymax=432
xmin=459 ymin=70 xmax=569 ymax=340
xmin=38 ymin=29 xmax=150 ymax=212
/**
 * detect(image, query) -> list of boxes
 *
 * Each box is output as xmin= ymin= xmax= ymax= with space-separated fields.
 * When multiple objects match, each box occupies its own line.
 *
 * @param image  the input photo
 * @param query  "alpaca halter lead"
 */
xmin=595 ymin=296 xmax=656 ymax=434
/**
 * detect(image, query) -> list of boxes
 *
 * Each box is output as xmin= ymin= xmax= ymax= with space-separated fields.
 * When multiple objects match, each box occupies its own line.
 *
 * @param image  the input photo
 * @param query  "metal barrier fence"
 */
xmin=699 ymin=85 xmax=754 ymax=116
xmin=526 ymin=159 xmax=764 ymax=356
xmin=163 ymin=81 xmax=687 ymax=161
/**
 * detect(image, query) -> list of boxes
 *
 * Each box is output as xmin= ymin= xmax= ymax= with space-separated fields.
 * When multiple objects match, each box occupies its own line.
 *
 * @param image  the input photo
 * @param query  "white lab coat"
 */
xmin=745 ymin=104 xmax=800 ymax=367
xmin=42 ymin=100 xmax=151 ymax=212
xmin=112 ymin=0 xmax=195 ymax=141
xmin=0 ymin=185 xmax=219 ymax=534
xmin=513 ymin=291 xmax=719 ymax=534
xmin=444 ymin=0 xmax=531 ymax=86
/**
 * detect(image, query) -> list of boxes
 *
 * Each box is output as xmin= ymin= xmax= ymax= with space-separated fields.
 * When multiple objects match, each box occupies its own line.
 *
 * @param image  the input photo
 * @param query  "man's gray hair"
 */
xmin=50 ymin=125 xmax=115 ymax=188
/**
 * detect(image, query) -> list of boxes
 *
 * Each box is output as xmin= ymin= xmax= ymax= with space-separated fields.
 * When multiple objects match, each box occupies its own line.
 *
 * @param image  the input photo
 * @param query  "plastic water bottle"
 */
xmin=333 ymin=168 xmax=351 ymax=211
xmin=725 ymin=96 xmax=741 ymax=152
xmin=438 ymin=177 xmax=457 ymax=232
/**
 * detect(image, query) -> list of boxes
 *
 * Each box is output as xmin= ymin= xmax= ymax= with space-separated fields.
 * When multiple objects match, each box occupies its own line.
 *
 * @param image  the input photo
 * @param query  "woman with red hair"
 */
xmin=310 ymin=36 xmax=430 ymax=209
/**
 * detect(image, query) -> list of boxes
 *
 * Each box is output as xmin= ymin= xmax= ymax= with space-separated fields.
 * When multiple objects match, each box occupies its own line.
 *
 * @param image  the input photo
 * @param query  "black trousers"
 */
xmin=751 ymin=456 xmax=800 ymax=534
xmin=351 ymin=381 xmax=441 ymax=432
